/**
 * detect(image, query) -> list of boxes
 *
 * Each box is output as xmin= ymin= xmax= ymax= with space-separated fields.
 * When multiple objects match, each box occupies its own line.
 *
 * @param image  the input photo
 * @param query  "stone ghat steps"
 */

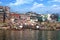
xmin=0 ymin=27 xmax=60 ymax=31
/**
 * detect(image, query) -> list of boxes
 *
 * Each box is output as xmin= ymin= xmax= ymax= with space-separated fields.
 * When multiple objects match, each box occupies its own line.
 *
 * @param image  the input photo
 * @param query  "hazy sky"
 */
xmin=0 ymin=0 xmax=60 ymax=14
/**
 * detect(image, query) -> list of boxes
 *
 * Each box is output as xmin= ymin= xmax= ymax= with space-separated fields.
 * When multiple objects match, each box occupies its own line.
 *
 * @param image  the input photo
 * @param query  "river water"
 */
xmin=0 ymin=29 xmax=60 ymax=40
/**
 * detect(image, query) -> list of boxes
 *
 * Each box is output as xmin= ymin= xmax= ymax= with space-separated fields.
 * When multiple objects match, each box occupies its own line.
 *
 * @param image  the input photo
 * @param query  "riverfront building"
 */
xmin=0 ymin=6 xmax=10 ymax=23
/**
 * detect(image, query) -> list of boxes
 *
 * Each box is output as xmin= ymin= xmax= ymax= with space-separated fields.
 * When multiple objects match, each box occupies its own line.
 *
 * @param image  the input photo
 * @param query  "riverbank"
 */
xmin=0 ymin=27 xmax=57 ymax=31
xmin=0 ymin=22 xmax=60 ymax=31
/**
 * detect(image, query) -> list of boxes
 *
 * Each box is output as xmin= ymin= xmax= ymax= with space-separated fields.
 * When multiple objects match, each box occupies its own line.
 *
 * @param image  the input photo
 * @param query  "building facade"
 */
xmin=10 ymin=12 xmax=20 ymax=23
xmin=0 ymin=6 xmax=10 ymax=23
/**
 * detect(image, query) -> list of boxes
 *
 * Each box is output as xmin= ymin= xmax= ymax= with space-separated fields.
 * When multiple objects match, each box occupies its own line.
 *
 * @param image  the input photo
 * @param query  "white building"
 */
xmin=47 ymin=14 xmax=52 ymax=21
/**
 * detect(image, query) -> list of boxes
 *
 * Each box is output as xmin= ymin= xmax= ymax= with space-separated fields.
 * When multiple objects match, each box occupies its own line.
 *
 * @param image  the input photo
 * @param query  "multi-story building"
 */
xmin=58 ymin=16 xmax=60 ymax=22
xmin=26 ymin=12 xmax=38 ymax=21
xmin=47 ymin=14 xmax=52 ymax=21
xmin=10 ymin=12 xmax=20 ymax=23
xmin=0 ymin=6 xmax=10 ymax=23
xmin=20 ymin=14 xmax=30 ymax=25
xmin=25 ymin=12 xmax=39 ymax=25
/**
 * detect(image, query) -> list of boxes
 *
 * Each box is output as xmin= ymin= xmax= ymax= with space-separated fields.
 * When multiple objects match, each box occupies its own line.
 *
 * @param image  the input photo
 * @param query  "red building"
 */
xmin=10 ymin=12 xmax=20 ymax=23
xmin=10 ymin=12 xmax=20 ymax=19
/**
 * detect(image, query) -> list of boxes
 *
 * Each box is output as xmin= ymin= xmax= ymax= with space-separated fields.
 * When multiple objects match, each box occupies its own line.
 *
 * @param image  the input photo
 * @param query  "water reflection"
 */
xmin=0 ymin=29 xmax=60 ymax=40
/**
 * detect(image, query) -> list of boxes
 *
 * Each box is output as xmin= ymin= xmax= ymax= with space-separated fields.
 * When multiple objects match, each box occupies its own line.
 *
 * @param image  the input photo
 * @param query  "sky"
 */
xmin=0 ymin=0 xmax=60 ymax=14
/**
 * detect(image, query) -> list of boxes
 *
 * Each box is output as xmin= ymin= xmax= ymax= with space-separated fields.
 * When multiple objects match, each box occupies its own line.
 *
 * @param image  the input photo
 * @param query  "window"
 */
xmin=0 ymin=9 xmax=3 ymax=12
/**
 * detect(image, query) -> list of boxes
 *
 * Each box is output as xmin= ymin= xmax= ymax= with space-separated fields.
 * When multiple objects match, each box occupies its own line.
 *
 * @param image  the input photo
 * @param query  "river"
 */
xmin=0 ymin=29 xmax=60 ymax=40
